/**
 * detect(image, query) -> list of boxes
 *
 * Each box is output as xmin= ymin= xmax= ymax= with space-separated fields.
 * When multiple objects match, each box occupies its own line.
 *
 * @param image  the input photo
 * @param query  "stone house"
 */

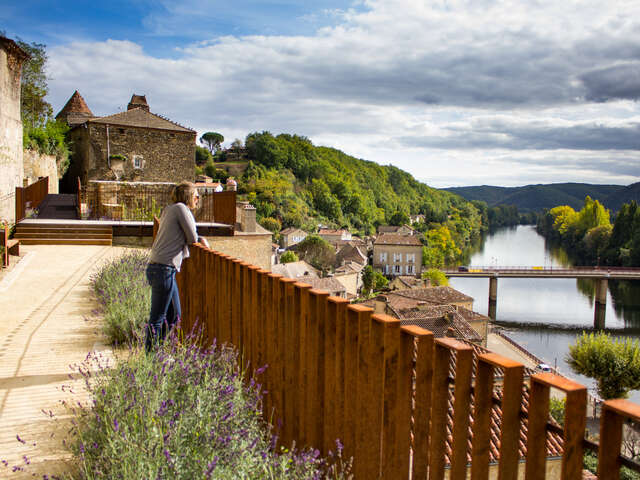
xmin=57 ymin=92 xmax=196 ymax=188
xmin=280 ymin=227 xmax=307 ymax=248
xmin=373 ymin=233 xmax=423 ymax=276
xmin=333 ymin=261 xmax=365 ymax=297
xmin=317 ymin=228 xmax=351 ymax=244
xmin=0 ymin=36 xmax=28 ymax=223
xmin=335 ymin=243 xmax=367 ymax=268
xmin=377 ymin=224 xmax=417 ymax=235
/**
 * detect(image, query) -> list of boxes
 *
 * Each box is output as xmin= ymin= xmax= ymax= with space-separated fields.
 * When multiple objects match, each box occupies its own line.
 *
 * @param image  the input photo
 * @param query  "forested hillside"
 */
xmin=238 ymin=132 xmax=484 ymax=250
xmin=445 ymin=183 xmax=623 ymax=212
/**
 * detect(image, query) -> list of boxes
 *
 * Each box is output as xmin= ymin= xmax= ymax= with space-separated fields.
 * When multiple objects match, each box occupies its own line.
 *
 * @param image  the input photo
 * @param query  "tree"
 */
xmin=16 ymin=39 xmax=53 ymax=128
xmin=200 ymin=132 xmax=224 ymax=154
xmin=422 ymin=225 xmax=460 ymax=268
xmin=195 ymin=145 xmax=212 ymax=166
xmin=362 ymin=265 xmax=389 ymax=295
xmin=389 ymin=210 xmax=410 ymax=226
xmin=294 ymin=235 xmax=336 ymax=272
xmin=422 ymin=268 xmax=449 ymax=286
xmin=567 ymin=332 xmax=640 ymax=399
xmin=280 ymin=251 xmax=299 ymax=264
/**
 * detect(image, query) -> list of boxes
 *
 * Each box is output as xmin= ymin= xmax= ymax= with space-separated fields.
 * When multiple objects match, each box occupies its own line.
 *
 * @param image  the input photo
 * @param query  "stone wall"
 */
xmin=23 ymin=149 xmax=59 ymax=193
xmin=67 ymin=123 xmax=195 ymax=186
xmin=0 ymin=43 xmax=25 ymax=223
xmin=205 ymin=232 xmax=272 ymax=270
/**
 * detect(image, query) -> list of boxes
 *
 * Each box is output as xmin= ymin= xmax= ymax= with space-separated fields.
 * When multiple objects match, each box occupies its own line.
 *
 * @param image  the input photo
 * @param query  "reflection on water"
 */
xmin=448 ymin=224 xmax=640 ymax=402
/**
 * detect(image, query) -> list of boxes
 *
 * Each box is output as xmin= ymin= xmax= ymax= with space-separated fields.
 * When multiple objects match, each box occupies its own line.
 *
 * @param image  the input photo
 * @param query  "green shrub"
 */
xmin=91 ymin=250 xmax=150 ymax=345
xmin=280 ymin=251 xmax=299 ymax=263
xmin=422 ymin=268 xmax=449 ymax=286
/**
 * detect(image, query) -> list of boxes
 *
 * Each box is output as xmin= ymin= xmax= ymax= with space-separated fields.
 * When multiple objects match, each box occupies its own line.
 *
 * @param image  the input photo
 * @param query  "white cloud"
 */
xmin=47 ymin=0 xmax=640 ymax=186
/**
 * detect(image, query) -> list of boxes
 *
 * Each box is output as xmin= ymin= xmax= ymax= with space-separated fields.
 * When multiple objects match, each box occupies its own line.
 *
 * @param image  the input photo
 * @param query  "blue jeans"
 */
xmin=145 ymin=263 xmax=181 ymax=351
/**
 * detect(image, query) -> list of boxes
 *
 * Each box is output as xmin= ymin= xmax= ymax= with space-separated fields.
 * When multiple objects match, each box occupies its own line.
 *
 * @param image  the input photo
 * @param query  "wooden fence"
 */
xmin=15 ymin=176 xmax=48 ymax=222
xmin=177 ymin=244 xmax=640 ymax=479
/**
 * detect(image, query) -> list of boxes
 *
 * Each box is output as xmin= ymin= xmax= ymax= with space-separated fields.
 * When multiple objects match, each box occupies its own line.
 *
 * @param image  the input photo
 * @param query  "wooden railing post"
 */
xmin=279 ymin=277 xmax=297 ymax=447
xmin=401 ymin=326 xmax=434 ymax=480
xmin=429 ymin=338 xmax=473 ymax=480
xmin=354 ymin=304 xmax=375 ymax=479
xmin=598 ymin=399 xmax=640 ymax=479
xmin=324 ymin=296 xmax=350 ymax=455
xmin=378 ymin=314 xmax=401 ymax=478
xmin=293 ymin=282 xmax=312 ymax=444
xmin=525 ymin=373 xmax=587 ymax=480
xmin=471 ymin=353 xmax=525 ymax=480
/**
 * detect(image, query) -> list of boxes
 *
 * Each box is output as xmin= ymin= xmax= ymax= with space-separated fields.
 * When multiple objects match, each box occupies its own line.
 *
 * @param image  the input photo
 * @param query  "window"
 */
xmin=407 ymin=265 xmax=415 ymax=274
xmin=380 ymin=252 xmax=388 ymax=262
xmin=394 ymin=253 xmax=402 ymax=263
xmin=133 ymin=155 xmax=143 ymax=169
xmin=394 ymin=265 xmax=401 ymax=274
xmin=406 ymin=253 xmax=415 ymax=263
xmin=118 ymin=128 xmax=125 ymax=134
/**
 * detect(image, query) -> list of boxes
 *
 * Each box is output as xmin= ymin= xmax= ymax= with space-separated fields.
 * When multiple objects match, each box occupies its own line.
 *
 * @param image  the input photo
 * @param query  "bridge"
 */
xmin=442 ymin=266 xmax=640 ymax=327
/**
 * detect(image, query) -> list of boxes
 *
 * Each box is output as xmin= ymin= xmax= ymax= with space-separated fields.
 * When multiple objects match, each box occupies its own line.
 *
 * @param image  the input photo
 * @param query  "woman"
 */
xmin=145 ymin=181 xmax=208 ymax=350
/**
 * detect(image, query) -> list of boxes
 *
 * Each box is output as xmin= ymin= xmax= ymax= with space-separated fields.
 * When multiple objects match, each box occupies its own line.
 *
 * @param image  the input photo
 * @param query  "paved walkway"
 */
xmin=0 ymin=245 xmax=125 ymax=478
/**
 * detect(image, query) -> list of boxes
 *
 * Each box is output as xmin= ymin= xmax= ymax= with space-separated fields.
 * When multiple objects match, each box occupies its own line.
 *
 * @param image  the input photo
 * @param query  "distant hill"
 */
xmin=443 ymin=183 xmax=626 ymax=212
xmin=602 ymin=182 xmax=640 ymax=212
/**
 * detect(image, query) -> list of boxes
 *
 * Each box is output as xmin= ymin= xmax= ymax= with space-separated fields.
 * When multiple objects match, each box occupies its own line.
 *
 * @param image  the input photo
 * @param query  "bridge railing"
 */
xmin=445 ymin=265 xmax=640 ymax=274
xmin=177 ymin=244 xmax=640 ymax=479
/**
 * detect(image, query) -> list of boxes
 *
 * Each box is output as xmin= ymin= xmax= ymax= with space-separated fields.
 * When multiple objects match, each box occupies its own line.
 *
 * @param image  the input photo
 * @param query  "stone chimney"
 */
xmin=241 ymin=204 xmax=257 ymax=232
xmin=128 ymin=94 xmax=149 ymax=112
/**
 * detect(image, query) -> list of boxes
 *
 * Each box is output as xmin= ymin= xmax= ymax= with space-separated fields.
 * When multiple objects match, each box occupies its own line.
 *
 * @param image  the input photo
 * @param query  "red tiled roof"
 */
xmin=374 ymin=233 xmax=422 ymax=246
xmin=396 ymin=305 xmax=482 ymax=342
xmin=440 ymin=384 xmax=564 ymax=466
xmin=55 ymin=91 xmax=95 ymax=125
xmin=396 ymin=286 xmax=473 ymax=304
xmin=318 ymin=229 xmax=349 ymax=235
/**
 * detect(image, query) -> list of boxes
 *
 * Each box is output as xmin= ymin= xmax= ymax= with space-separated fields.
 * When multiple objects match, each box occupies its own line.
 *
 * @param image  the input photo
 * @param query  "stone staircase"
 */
xmin=13 ymin=223 xmax=113 ymax=245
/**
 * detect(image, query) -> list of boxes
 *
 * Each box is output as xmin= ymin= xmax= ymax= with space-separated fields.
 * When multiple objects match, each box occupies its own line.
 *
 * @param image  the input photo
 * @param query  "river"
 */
xmin=449 ymin=224 xmax=640 ymax=402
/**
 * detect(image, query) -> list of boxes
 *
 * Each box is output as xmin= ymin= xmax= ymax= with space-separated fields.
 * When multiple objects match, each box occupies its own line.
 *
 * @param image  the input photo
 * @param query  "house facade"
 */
xmin=0 ymin=36 xmax=28 ymax=223
xmin=58 ymin=92 xmax=196 ymax=188
xmin=280 ymin=227 xmax=307 ymax=248
xmin=317 ymin=228 xmax=351 ymax=243
xmin=372 ymin=233 xmax=423 ymax=276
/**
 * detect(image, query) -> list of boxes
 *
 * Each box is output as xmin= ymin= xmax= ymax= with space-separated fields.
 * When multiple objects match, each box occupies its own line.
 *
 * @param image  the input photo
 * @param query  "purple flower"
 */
xmin=16 ymin=434 xmax=26 ymax=444
xmin=205 ymin=457 xmax=218 ymax=478
xmin=163 ymin=449 xmax=172 ymax=463
xmin=113 ymin=418 xmax=119 ymax=432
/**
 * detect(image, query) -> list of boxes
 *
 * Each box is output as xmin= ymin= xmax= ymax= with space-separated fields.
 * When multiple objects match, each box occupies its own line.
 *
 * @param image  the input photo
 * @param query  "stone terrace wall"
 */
xmin=0 ymin=44 xmax=24 ymax=223
xmin=23 ymin=149 xmax=59 ymax=194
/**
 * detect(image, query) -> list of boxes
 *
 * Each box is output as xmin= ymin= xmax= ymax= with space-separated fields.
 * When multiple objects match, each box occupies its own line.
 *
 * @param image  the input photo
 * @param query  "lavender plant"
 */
xmin=66 ymin=334 xmax=351 ymax=479
xmin=91 ymin=249 xmax=150 ymax=345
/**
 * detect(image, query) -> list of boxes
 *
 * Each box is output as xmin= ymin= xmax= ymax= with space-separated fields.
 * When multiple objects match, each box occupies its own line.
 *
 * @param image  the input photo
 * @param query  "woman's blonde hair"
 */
xmin=172 ymin=181 xmax=196 ymax=205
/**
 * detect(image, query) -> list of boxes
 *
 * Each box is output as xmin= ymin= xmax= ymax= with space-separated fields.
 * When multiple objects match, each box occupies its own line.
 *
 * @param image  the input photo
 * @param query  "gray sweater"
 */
xmin=149 ymin=202 xmax=199 ymax=271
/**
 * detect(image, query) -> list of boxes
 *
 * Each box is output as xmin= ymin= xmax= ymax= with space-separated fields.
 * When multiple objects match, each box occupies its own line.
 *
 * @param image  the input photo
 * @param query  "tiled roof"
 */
xmin=297 ymin=276 xmax=347 ymax=294
xmin=335 ymin=261 xmax=366 ymax=275
xmin=318 ymin=229 xmax=349 ymax=235
xmin=391 ymin=286 xmax=473 ymax=305
xmin=440 ymin=383 xmax=564 ymax=466
xmin=374 ymin=233 xmax=422 ymax=246
xmin=336 ymin=244 xmax=367 ymax=266
xmin=378 ymin=224 xmax=416 ymax=234
xmin=271 ymin=261 xmax=319 ymax=279
xmin=89 ymin=108 xmax=195 ymax=133
xmin=392 ymin=276 xmax=424 ymax=289
xmin=456 ymin=306 xmax=490 ymax=324
xmin=396 ymin=305 xmax=482 ymax=343
xmin=55 ymin=91 xmax=95 ymax=126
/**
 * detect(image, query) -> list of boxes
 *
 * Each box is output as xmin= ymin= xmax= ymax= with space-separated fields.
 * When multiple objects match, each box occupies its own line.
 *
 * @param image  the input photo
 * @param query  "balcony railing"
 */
xmin=15 ymin=176 xmax=48 ymax=222
xmin=83 ymin=180 xmax=236 ymax=225
xmin=177 ymin=244 xmax=640 ymax=479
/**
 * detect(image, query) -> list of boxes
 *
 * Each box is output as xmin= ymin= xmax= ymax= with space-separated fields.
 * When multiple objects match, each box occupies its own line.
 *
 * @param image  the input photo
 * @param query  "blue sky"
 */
xmin=3 ymin=0 xmax=640 ymax=187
